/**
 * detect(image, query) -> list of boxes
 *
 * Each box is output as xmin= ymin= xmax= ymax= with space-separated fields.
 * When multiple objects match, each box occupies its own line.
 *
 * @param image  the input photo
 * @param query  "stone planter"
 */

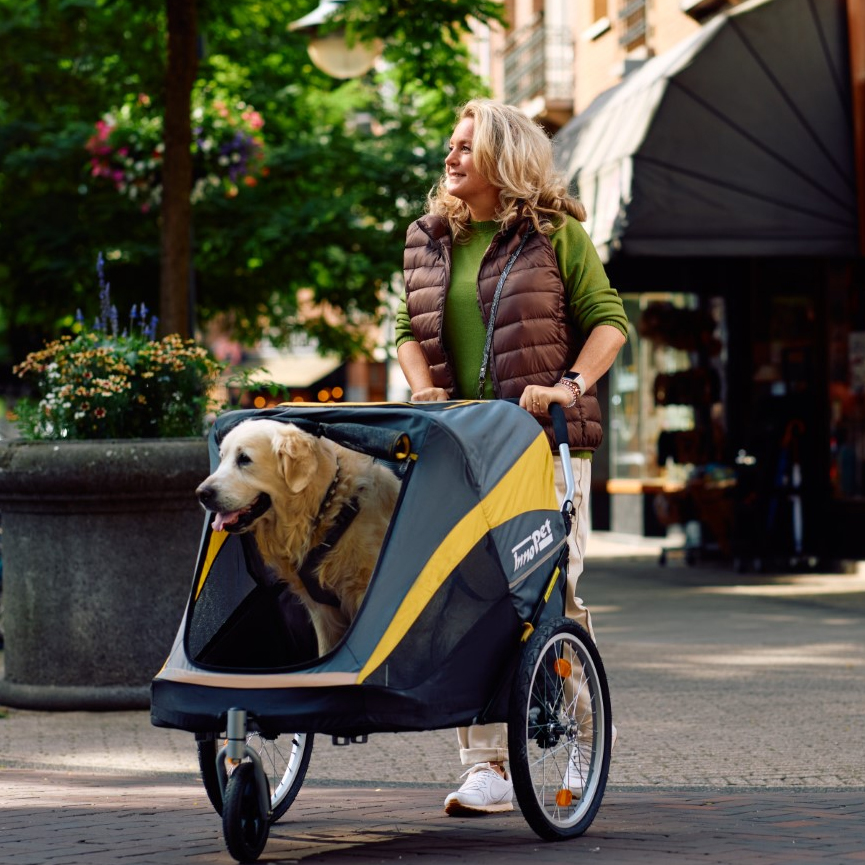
xmin=0 ymin=437 xmax=209 ymax=710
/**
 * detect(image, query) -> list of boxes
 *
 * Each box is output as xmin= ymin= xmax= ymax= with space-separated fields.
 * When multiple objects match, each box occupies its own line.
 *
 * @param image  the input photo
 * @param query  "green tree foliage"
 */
xmin=0 ymin=0 xmax=503 ymax=374
xmin=0 ymin=0 xmax=165 ymax=372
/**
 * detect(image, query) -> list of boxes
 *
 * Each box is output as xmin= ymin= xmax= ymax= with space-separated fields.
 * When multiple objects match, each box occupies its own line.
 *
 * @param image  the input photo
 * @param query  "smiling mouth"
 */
xmin=210 ymin=493 xmax=272 ymax=533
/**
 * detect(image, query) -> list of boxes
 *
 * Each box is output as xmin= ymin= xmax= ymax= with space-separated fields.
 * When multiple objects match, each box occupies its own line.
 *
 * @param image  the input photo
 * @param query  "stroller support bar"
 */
xmin=549 ymin=403 xmax=575 ymax=518
xmin=558 ymin=440 xmax=575 ymax=512
xmin=284 ymin=418 xmax=412 ymax=462
xmin=323 ymin=423 xmax=412 ymax=463
xmin=225 ymin=707 xmax=248 ymax=761
xmin=216 ymin=708 xmax=272 ymax=821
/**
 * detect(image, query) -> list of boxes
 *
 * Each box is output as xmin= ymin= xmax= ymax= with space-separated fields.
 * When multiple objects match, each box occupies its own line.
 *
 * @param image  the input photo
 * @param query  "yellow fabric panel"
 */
xmin=357 ymin=432 xmax=557 ymax=683
xmin=194 ymin=530 xmax=231 ymax=601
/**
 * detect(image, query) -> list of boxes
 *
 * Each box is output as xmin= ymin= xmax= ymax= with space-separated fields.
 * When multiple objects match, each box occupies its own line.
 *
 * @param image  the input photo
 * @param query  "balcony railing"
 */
xmin=503 ymin=13 xmax=574 ymax=108
xmin=619 ymin=16 xmax=647 ymax=48
xmin=618 ymin=0 xmax=647 ymax=50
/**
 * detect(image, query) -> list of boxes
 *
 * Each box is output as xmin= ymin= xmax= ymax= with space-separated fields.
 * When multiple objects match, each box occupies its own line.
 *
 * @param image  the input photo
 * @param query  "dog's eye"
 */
xmin=236 ymin=452 xmax=252 ymax=467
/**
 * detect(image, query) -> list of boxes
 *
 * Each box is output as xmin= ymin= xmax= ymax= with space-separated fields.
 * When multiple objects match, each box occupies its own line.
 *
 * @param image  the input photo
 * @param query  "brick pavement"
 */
xmin=1 ymin=535 xmax=864 ymax=863
xmin=2 ymin=772 xmax=864 ymax=864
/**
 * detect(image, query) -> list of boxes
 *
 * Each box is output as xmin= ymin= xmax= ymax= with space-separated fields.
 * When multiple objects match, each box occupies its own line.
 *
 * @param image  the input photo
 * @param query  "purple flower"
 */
xmin=96 ymin=252 xmax=112 ymax=334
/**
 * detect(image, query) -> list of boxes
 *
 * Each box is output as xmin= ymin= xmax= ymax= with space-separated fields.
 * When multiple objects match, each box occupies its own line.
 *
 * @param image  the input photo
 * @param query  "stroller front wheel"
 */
xmin=222 ymin=761 xmax=270 ymax=862
xmin=508 ymin=616 xmax=612 ymax=841
xmin=198 ymin=730 xmax=314 ymax=822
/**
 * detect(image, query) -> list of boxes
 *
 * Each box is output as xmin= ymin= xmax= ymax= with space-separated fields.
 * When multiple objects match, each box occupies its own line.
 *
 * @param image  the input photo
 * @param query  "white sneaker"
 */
xmin=565 ymin=724 xmax=618 ymax=796
xmin=444 ymin=762 xmax=514 ymax=815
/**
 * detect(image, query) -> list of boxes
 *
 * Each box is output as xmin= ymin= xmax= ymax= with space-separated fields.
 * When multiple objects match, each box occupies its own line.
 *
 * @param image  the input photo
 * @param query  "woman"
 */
xmin=395 ymin=99 xmax=628 ymax=816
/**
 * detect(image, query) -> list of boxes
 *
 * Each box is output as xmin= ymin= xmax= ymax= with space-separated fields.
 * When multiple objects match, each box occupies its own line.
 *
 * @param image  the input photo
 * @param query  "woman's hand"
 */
xmin=519 ymin=384 xmax=570 ymax=417
xmin=411 ymin=386 xmax=449 ymax=402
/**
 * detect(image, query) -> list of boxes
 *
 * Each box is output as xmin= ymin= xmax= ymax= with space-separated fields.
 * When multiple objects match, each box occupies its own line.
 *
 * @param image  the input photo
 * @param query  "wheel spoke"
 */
xmin=509 ymin=617 xmax=611 ymax=841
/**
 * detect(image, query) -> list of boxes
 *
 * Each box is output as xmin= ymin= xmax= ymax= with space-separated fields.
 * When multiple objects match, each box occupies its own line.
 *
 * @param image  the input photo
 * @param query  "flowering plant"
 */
xmin=13 ymin=255 xmax=224 ymax=440
xmin=84 ymin=89 xmax=266 ymax=212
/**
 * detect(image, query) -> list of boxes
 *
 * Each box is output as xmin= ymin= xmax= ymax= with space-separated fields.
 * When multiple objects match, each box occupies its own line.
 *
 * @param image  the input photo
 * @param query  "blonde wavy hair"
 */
xmin=427 ymin=98 xmax=586 ymax=242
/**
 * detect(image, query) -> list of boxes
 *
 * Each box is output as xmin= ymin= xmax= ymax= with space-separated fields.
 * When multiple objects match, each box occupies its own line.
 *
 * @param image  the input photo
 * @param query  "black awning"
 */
xmin=553 ymin=0 xmax=858 ymax=260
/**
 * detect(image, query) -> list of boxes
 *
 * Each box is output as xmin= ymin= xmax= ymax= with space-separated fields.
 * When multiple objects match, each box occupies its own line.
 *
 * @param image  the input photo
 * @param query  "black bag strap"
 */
xmin=477 ymin=226 xmax=534 ymax=399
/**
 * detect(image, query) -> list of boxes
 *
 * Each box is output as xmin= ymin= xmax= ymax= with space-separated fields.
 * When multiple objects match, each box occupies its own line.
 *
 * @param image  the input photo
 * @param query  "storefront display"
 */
xmin=829 ymin=265 xmax=865 ymax=501
xmin=606 ymin=293 xmax=730 ymax=553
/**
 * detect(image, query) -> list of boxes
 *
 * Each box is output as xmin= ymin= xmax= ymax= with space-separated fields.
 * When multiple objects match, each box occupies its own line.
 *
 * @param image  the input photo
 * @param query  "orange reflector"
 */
xmin=553 ymin=658 xmax=572 ymax=678
xmin=556 ymin=788 xmax=573 ymax=807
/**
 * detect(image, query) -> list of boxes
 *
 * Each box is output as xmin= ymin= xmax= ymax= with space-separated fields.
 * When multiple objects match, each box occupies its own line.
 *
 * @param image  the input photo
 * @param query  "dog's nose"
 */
xmin=197 ymin=484 xmax=215 ymax=507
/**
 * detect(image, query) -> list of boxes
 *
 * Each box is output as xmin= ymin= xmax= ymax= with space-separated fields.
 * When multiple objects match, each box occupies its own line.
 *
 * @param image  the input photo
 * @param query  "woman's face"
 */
xmin=444 ymin=117 xmax=500 ymax=220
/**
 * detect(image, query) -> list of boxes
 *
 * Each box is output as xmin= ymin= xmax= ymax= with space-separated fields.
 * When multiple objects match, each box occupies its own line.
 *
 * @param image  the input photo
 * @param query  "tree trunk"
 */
xmin=160 ymin=0 xmax=198 ymax=338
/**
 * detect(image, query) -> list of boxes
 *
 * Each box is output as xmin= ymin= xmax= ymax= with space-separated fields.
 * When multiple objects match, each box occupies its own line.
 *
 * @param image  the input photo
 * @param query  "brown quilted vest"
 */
xmin=403 ymin=214 xmax=603 ymax=451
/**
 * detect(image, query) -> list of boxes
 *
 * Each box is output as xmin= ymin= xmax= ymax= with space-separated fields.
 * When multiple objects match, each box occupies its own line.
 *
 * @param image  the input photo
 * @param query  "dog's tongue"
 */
xmin=213 ymin=511 xmax=242 ymax=532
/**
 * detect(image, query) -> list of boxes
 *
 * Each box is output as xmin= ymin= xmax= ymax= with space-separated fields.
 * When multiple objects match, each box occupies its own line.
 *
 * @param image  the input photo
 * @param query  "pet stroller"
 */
xmin=151 ymin=399 xmax=612 ymax=861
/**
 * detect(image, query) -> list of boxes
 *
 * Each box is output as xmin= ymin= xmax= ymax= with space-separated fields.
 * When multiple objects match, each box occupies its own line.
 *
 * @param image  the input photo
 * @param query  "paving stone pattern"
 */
xmin=1 ymin=535 xmax=864 ymax=863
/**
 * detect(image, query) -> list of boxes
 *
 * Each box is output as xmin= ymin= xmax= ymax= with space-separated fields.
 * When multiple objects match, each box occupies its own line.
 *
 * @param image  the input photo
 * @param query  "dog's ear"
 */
xmin=274 ymin=425 xmax=319 ymax=493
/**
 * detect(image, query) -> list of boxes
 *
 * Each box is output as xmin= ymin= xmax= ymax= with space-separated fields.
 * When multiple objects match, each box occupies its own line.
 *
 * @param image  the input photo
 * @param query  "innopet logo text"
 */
xmin=511 ymin=519 xmax=554 ymax=571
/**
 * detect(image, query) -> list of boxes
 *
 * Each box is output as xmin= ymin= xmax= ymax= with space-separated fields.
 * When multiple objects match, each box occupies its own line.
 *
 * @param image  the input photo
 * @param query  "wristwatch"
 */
xmin=562 ymin=370 xmax=585 ymax=395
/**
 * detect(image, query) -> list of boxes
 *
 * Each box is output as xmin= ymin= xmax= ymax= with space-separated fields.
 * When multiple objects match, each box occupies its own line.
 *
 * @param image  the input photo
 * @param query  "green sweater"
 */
xmin=395 ymin=215 xmax=628 ymax=400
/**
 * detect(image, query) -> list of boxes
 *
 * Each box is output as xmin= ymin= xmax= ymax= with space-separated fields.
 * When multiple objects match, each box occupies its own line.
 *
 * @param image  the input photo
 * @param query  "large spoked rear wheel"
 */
xmin=223 ymin=761 xmax=270 ymax=862
xmin=197 ymin=731 xmax=314 ymax=822
xmin=508 ymin=616 xmax=612 ymax=841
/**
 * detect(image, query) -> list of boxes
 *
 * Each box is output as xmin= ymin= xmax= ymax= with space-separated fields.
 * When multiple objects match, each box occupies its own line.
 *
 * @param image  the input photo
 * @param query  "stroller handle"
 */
xmin=549 ymin=402 xmax=576 ymax=511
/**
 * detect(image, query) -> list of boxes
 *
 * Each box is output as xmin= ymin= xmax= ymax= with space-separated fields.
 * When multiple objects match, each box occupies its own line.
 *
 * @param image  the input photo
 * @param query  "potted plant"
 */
xmin=0 ymin=255 xmax=223 ymax=710
xmin=84 ymin=88 xmax=266 ymax=213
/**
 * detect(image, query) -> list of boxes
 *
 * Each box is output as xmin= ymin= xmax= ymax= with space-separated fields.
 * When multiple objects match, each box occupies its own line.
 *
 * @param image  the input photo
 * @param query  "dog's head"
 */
xmin=196 ymin=419 xmax=322 ymax=533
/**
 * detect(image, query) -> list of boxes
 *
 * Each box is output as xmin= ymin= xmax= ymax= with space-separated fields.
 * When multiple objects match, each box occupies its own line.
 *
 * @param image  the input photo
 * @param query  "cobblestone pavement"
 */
xmin=3 ymin=773 xmax=864 ymax=865
xmin=1 ymin=533 xmax=864 ymax=863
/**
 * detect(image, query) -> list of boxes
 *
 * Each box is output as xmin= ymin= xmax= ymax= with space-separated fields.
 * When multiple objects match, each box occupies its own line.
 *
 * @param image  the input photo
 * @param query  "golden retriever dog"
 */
xmin=196 ymin=418 xmax=400 ymax=655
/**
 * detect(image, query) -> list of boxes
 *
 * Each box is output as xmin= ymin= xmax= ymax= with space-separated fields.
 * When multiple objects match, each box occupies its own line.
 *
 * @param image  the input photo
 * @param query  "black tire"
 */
xmin=508 ymin=616 xmax=612 ymax=841
xmin=222 ymin=761 xmax=270 ymax=862
xmin=197 ymin=734 xmax=225 ymax=816
xmin=198 ymin=731 xmax=314 ymax=822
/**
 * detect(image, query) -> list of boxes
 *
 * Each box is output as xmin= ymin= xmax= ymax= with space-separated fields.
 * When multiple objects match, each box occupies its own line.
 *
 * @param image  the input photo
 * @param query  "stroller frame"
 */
xmin=150 ymin=400 xmax=612 ymax=859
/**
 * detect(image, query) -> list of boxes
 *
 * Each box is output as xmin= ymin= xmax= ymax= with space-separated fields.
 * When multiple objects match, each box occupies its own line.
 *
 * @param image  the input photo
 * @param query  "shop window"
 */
xmin=609 ymin=293 xmax=726 ymax=481
xmin=829 ymin=268 xmax=865 ymax=499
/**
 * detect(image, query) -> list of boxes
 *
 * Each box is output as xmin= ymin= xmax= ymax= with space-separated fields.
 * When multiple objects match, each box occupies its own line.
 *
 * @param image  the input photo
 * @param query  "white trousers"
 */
xmin=456 ymin=455 xmax=594 ymax=766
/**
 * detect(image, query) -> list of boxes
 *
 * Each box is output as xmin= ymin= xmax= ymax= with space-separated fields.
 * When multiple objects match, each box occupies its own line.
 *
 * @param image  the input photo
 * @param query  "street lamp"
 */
xmin=289 ymin=0 xmax=382 ymax=79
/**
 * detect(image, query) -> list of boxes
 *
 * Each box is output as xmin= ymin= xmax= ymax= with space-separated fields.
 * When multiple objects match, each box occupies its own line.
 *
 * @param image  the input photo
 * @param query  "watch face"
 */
xmin=563 ymin=371 xmax=580 ymax=380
